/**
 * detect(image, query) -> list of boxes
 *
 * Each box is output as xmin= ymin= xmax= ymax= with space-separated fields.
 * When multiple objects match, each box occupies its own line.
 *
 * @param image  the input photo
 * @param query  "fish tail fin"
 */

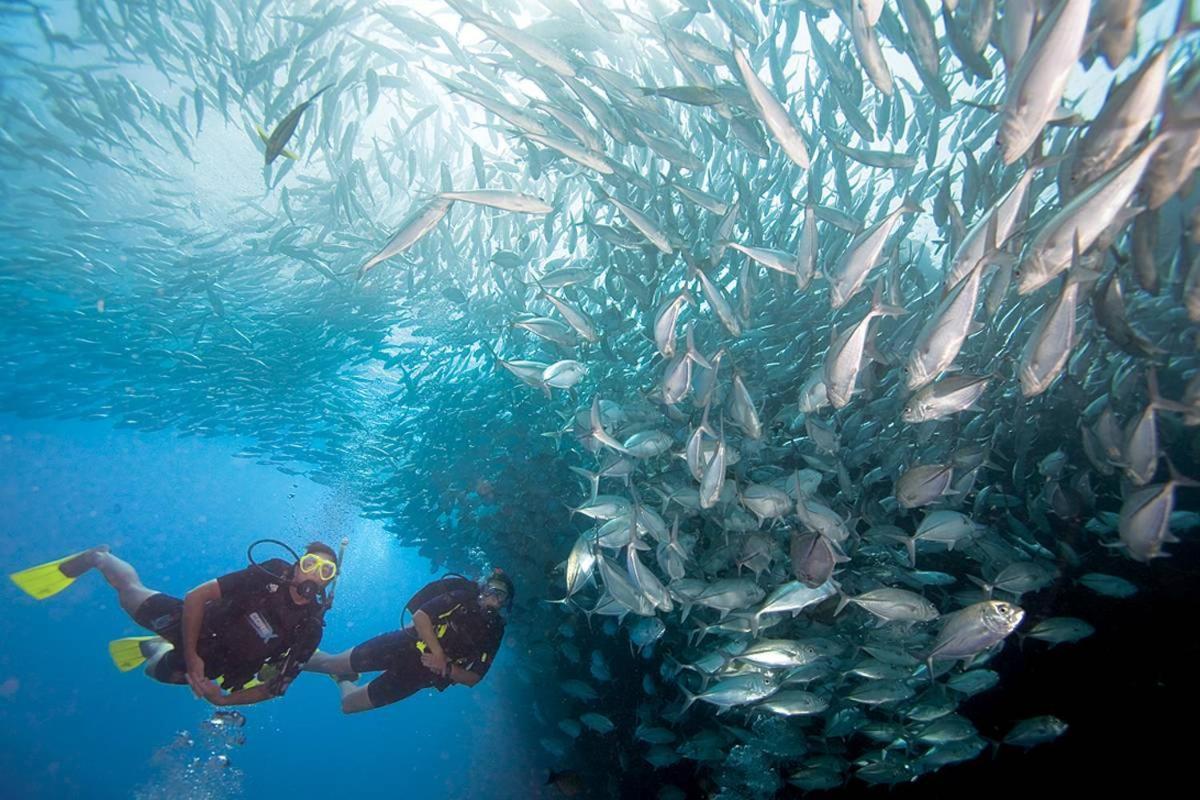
xmin=1166 ymin=455 xmax=1200 ymax=488
xmin=684 ymin=325 xmax=712 ymax=369
xmin=1157 ymin=93 xmax=1200 ymax=144
xmin=978 ymin=208 xmax=1019 ymax=274
xmin=569 ymin=466 xmax=600 ymax=499
xmin=1063 ymin=230 xmax=1103 ymax=286
xmin=698 ymin=401 xmax=715 ymax=437
xmin=833 ymin=590 xmax=851 ymax=617
xmin=868 ymin=280 xmax=906 ymax=317
xmin=679 ymin=685 xmax=699 ymax=715
xmin=1146 ymin=368 xmax=1194 ymax=415
xmin=966 ymin=574 xmax=993 ymax=599
xmin=1029 ymin=129 xmax=1044 ymax=166
xmin=696 ymin=617 xmax=719 ymax=645
xmin=566 ymin=462 xmax=595 ymax=482
xmin=1146 ymin=366 xmax=1165 ymax=409
xmin=683 ymin=250 xmax=699 ymax=283
xmin=589 ymin=394 xmax=603 ymax=433
xmin=480 ymin=339 xmax=506 ymax=363
xmin=1028 ymin=133 xmax=1067 ymax=172
xmin=878 ymin=532 xmax=912 ymax=568
xmin=661 ymin=653 xmax=685 ymax=679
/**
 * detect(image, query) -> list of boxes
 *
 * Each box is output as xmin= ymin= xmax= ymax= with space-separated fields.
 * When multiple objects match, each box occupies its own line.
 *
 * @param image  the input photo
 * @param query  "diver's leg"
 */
xmin=59 ymin=544 xmax=110 ymax=578
xmin=143 ymin=643 xmax=187 ymax=685
xmin=337 ymin=681 xmax=375 ymax=714
xmin=307 ymin=630 xmax=407 ymax=677
xmin=307 ymin=649 xmax=368 ymax=709
xmin=317 ymin=633 xmax=434 ymax=714
xmin=348 ymin=665 xmax=431 ymax=715
xmin=304 ymin=649 xmax=356 ymax=675
xmin=62 ymin=547 xmax=157 ymax=617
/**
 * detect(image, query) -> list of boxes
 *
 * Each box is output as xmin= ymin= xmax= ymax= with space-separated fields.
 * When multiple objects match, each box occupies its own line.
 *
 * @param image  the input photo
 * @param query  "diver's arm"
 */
xmin=447 ymin=664 xmax=482 ymax=687
xmin=412 ymin=610 xmax=449 ymax=669
xmin=182 ymin=579 xmax=222 ymax=699
xmin=182 ymin=579 xmax=221 ymax=660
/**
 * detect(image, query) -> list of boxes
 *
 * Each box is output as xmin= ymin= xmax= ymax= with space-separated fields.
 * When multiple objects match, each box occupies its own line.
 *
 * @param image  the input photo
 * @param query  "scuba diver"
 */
xmin=304 ymin=568 xmax=513 ymax=714
xmin=8 ymin=540 xmax=339 ymax=706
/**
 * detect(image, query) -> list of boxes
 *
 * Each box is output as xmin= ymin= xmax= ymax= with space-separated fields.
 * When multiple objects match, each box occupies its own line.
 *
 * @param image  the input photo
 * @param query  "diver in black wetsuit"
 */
xmin=10 ymin=541 xmax=337 ymax=706
xmin=304 ymin=569 xmax=513 ymax=713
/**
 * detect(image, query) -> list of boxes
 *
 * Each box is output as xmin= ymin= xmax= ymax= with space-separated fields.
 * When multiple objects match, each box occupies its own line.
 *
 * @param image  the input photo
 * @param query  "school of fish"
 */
xmin=1 ymin=0 xmax=1199 ymax=795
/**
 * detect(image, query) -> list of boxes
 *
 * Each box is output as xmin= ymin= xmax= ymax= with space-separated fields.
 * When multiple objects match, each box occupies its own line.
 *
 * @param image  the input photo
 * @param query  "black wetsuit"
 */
xmin=349 ymin=588 xmax=505 ymax=707
xmin=133 ymin=558 xmax=324 ymax=693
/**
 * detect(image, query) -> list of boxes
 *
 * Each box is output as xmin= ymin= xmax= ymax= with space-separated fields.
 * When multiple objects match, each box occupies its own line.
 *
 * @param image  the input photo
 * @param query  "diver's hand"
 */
xmin=186 ymin=655 xmax=219 ymax=701
xmin=420 ymin=651 xmax=450 ymax=676
xmin=185 ymin=654 xmax=206 ymax=693
xmin=195 ymin=680 xmax=226 ymax=705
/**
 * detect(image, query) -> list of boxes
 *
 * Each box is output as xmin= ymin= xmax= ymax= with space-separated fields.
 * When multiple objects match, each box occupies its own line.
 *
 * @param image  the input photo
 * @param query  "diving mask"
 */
xmin=299 ymin=553 xmax=338 ymax=582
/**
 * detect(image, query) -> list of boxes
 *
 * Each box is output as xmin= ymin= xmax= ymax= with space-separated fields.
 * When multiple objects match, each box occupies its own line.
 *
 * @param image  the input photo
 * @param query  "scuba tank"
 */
xmin=401 ymin=573 xmax=476 ymax=626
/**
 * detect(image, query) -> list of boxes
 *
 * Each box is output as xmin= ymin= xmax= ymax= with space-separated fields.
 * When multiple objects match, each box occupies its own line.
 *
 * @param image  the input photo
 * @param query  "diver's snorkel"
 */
xmin=247 ymin=538 xmax=331 ymax=608
xmin=323 ymin=537 xmax=350 ymax=610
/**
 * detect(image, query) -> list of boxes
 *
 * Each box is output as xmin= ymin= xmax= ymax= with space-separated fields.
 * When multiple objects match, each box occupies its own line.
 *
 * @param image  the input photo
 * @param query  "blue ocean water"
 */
xmin=3 ymin=0 xmax=1200 ymax=796
xmin=0 ymin=416 xmax=547 ymax=799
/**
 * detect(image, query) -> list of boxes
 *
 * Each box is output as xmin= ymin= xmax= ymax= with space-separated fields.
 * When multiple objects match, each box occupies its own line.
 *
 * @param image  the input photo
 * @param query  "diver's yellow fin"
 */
xmin=9 ymin=552 xmax=83 ymax=600
xmin=255 ymin=123 xmax=270 ymax=144
xmin=281 ymin=148 xmax=299 ymax=160
xmin=108 ymin=636 xmax=167 ymax=672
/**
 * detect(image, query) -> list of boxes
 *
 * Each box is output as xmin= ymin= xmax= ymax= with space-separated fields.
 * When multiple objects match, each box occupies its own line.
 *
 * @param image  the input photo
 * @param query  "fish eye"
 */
xmin=997 ymin=603 xmax=1010 ymax=612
